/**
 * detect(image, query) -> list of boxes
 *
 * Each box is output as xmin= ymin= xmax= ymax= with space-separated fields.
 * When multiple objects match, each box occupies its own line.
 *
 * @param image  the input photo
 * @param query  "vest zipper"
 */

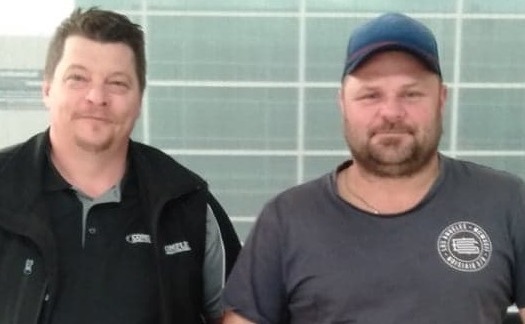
xmin=13 ymin=258 xmax=49 ymax=324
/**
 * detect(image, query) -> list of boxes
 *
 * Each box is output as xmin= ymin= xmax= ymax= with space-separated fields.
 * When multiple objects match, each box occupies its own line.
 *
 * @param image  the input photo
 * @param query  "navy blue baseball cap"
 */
xmin=342 ymin=12 xmax=442 ymax=80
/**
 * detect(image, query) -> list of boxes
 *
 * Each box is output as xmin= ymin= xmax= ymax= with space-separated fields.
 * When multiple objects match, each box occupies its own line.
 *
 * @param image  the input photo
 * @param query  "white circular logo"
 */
xmin=437 ymin=221 xmax=492 ymax=272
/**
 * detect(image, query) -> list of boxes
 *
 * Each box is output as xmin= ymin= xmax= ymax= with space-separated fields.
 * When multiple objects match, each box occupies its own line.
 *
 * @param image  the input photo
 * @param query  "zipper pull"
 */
xmin=23 ymin=259 xmax=34 ymax=275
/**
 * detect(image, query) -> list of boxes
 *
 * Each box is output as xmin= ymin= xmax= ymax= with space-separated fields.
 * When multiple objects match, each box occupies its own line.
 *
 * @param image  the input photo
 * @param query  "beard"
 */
xmin=345 ymin=118 xmax=442 ymax=178
xmin=73 ymin=122 xmax=114 ymax=153
xmin=75 ymin=135 xmax=113 ymax=153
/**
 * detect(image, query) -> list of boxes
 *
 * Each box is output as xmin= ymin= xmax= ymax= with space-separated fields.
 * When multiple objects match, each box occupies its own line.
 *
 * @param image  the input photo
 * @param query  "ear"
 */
xmin=42 ymin=79 xmax=51 ymax=109
xmin=439 ymin=83 xmax=448 ymax=114
xmin=337 ymin=86 xmax=346 ymax=117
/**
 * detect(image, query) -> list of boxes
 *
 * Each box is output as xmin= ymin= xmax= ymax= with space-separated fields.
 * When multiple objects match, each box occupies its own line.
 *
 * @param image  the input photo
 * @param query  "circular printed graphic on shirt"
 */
xmin=437 ymin=221 xmax=492 ymax=272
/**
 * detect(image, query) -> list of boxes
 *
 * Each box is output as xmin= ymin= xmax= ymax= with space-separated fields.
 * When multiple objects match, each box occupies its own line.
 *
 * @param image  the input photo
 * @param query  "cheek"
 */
xmin=422 ymin=105 xmax=442 ymax=124
xmin=49 ymin=88 xmax=81 ymax=110
xmin=48 ymin=97 xmax=71 ymax=118
xmin=128 ymin=103 xmax=141 ymax=121
xmin=117 ymin=101 xmax=141 ymax=124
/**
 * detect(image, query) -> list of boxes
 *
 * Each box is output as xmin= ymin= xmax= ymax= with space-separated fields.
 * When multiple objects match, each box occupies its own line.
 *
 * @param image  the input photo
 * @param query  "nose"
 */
xmin=85 ymin=84 xmax=108 ymax=106
xmin=378 ymin=97 xmax=406 ymax=121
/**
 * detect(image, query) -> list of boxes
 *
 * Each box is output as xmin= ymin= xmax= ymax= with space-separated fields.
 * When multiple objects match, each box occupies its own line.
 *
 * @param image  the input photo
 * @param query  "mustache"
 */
xmin=72 ymin=113 xmax=111 ymax=121
xmin=370 ymin=123 xmax=414 ymax=135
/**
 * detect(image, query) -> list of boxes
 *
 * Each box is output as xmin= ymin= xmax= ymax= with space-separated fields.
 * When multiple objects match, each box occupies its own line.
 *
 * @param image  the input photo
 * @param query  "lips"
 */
xmin=372 ymin=128 xmax=413 ymax=136
xmin=76 ymin=115 xmax=110 ymax=122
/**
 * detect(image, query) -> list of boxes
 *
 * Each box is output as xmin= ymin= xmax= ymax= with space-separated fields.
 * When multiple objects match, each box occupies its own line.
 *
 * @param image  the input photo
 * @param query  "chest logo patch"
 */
xmin=437 ymin=221 xmax=492 ymax=272
xmin=126 ymin=233 xmax=152 ymax=244
xmin=164 ymin=241 xmax=191 ymax=255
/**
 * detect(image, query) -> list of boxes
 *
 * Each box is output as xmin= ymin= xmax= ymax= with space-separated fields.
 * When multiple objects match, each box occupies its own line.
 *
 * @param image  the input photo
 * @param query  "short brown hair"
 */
xmin=44 ymin=7 xmax=146 ymax=93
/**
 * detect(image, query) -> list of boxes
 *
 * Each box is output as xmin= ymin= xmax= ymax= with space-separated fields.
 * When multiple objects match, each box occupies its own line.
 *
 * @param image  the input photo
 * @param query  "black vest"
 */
xmin=0 ymin=132 xmax=241 ymax=324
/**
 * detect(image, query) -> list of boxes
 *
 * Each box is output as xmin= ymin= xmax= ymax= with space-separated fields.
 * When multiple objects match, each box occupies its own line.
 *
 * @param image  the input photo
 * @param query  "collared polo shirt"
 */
xmin=43 ymin=158 xmax=160 ymax=324
xmin=40 ymin=151 xmax=226 ymax=323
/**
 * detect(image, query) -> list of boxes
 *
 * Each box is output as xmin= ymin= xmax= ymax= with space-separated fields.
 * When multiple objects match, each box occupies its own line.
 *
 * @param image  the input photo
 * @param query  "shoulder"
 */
xmin=443 ymin=155 xmax=524 ymax=188
xmin=129 ymin=141 xmax=206 ymax=187
xmin=440 ymin=155 xmax=525 ymax=211
xmin=257 ymin=172 xmax=333 ymax=224
xmin=0 ymin=132 xmax=46 ymax=174
xmin=129 ymin=141 xmax=187 ymax=170
xmin=0 ymin=142 xmax=21 ymax=167
xmin=273 ymin=173 xmax=332 ymax=206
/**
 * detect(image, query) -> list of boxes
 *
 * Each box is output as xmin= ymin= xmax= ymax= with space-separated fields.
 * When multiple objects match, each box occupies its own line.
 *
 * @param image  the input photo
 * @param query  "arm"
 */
xmin=222 ymin=310 xmax=255 ymax=324
xmin=514 ymin=182 xmax=525 ymax=324
xmin=203 ymin=206 xmax=227 ymax=323
xmin=222 ymin=201 xmax=288 ymax=323
xmin=206 ymin=190 xmax=241 ymax=277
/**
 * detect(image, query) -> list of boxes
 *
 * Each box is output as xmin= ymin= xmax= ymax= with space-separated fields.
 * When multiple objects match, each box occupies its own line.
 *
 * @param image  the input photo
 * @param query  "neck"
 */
xmin=50 ymin=140 xmax=128 ymax=198
xmin=338 ymin=155 xmax=440 ymax=215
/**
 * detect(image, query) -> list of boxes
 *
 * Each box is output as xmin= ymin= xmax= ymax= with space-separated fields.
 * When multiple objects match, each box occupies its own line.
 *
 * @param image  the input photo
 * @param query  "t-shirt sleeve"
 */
xmin=222 ymin=200 xmax=288 ymax=323
xmin=203 ymin=205 xmax=226 ymax=320
xmin=512 ymin=180 xmax=525 ymax=308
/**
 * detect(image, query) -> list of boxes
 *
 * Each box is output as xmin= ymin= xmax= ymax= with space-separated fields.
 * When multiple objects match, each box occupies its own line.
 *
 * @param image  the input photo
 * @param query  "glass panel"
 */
xmin=461 ymin=19 xmax=525 ymax=82
xmin=305 ymin=17 xmax=456 ymax=83
xmin=0 ymin=68 xmax=42 ymax=110
xmin=173 ymin=155 xmax=297 ymax=216
xmin=75 ymin=0 xmax=143 ymax=10
xmin=464 ymin=0 xmax=525 ymax=13
xmin=148 ymin=16 xmax=298 ymax=81
xmin=439 ymin=91 xmax=453 ymax=152
xmin=304 ymin=87 xmax=346 ymax=150
xmin=457 ymin=89 xmax=525 ymax=150
xmin=130 ymin=113 xmax=144 ymax=142
xmin=148 ymin=86 xmax=297 ymax=149
xmin=305 ymin=0 xmax=455 ymax=13
xmin=231 ymin=221 xmax=255 ymax=243
xmin=0 ymin=110 xmax=48 ymax=148
xmin=148 ymin=0 xmax=298 ymax=11
xmin=304 ymin=156 xmax=347 ymax=182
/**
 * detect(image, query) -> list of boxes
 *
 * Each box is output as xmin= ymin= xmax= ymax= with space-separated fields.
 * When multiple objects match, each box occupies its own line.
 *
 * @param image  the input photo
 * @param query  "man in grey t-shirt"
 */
xmin=222 ymin=12 xmax=525 ymax=324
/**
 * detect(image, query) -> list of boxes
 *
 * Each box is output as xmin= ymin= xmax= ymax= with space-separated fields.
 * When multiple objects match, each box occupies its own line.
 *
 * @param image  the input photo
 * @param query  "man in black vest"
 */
xmin=0 ymin=7 xmax=240 ymax=324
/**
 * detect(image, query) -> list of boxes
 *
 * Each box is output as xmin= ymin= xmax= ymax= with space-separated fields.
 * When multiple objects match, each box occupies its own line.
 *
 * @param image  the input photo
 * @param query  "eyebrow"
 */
xmin=401 ymin=81 xmax=421 ymax=88
xmin=108 ymin=72 xmax=132 ymax=80
xmin=64 ymin=65 xmax=132 ymax=80
xmin=64 ymin=64 xmax=88 ymax=73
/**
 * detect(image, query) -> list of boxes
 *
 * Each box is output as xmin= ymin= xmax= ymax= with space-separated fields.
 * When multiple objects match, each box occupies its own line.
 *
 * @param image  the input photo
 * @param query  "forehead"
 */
xmin=344 ymin=50 xmax=439 ymax=85
xmin=57 ymin=35 xmax=137 ymax=74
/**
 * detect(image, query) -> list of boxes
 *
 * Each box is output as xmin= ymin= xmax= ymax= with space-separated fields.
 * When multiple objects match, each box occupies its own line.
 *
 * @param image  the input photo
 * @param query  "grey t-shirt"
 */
xmin=223 ymin=155 xmax=525 ymax=324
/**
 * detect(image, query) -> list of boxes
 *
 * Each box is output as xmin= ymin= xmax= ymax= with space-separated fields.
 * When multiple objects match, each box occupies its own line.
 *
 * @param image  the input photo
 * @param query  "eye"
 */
xmin=67 ymin=74 xmax=87 ymax=82
xmin=110 ymin=80 xmax=127 ymax=87
xmin=107 ymin=80 xmax=130 ymax=93
xmin=404 ymin=90 xmax=423 ymax=98
xmin=358 ymin=92 xmax=379 ymax=100
xmin=65 ymin=73 xmax=89 ymax=88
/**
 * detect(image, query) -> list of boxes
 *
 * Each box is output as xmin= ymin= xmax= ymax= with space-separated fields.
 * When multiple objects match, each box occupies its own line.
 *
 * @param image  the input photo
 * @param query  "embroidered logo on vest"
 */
xmin=164 ymin=241 xmax=191 ymax=255
xmin=437 ymin=221 xmax=492 ymax=272
xmin=125 ymin=233 xmax=152 ymax=244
